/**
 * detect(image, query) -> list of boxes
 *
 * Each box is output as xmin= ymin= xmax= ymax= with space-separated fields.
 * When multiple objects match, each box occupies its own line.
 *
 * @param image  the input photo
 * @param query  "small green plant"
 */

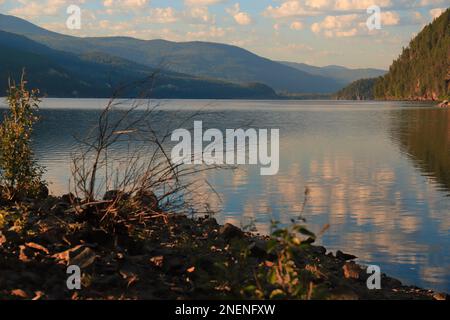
xmin=0 ymin=73 xmax=45 ymax=199
xmin=243 ymin=221 xmax=323 ymax=300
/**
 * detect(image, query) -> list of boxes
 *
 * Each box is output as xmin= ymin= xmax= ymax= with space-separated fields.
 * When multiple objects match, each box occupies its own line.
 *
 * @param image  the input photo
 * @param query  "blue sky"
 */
xmin=0 ymin=0 xmax=448 ymax=69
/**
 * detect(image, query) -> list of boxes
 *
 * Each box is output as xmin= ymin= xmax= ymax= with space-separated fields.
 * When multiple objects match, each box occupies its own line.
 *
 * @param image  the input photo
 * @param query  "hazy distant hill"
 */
xmin=279 ymin=61 xmax=386 ymax=86
xmin=337 ymin=8 xmax=450 ymax=101
xmin=0 ymin=30 xmax=277 ymax=99
xmin=0 ymin=14 xmax=343 ymax=94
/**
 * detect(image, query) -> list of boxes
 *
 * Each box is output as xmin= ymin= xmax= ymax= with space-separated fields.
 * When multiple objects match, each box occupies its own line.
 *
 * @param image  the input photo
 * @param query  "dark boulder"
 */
xmin=219 ymin=223 xmax=244 ymax=241
xmin=433 ymin=292 xmax=449 ymax=300
xmin=202 ymin=217 xmax=219 ymax=228
xmin=336 ymin=250 xmax=357 ymax=261
xmin=249 ymin=239 xmax=267 ymax=259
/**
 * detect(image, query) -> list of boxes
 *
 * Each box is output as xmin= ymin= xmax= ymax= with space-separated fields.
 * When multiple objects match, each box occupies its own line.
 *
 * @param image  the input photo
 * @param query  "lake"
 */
xmin=2 ymin=98 xmax=449 ymax=293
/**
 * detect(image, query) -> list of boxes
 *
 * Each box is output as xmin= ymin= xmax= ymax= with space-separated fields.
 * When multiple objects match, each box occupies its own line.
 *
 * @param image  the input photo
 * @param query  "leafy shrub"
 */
xmin=0 ymin=73 xmax=45 ymax=199
xmin=243 ymin=222 xmax=325 ymax=300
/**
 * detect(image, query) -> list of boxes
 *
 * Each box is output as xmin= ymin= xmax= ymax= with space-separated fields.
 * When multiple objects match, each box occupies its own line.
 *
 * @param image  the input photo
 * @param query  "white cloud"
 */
xmin=103 ymin=0 xmax=149 ymax=10
xmin=184 ymin=0 xmax=224 ymax=6
xmin=264 ymin=1 xmax=319 ymax=18
xmin=187 ymin=6 xmax=215 ymax=24
xmin=334 ymin=0 xmax=391 ymax=11
xmin=290 ymin=21 xmax=304 ymax=30
xmin=430 ymin=7 xmax=445 ymax=19
xmin=305 ymin=0 xmax=334 ymax=10
xmin=310 ymin=10 xmax=401 ymax=38
xmin=419 ymin=0 xmax=447 ymax=6
xmin=264 ymin=0 xmax=393 ymax=18
xmin=311 ymin=14 xmax=359 ymax=37
xmin=226 ymin=3 xmax=252 ymax=25
xmin=381 ymin=11 xmax=400 ymax=25
xmin=9 ymin=0 xmax=72 ymax=18
xmin=186 ymin=26 xmax=228 ymax=39
xmin=98 ymin=19 xmax=132 ymax=32
xmin=148 ymin=7 xmax=178 ymax=23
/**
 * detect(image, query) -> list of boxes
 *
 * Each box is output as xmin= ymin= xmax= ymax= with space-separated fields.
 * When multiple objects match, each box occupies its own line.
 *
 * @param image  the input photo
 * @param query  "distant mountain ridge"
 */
xmin=0 ymin=13 xmax=345 ymax=94
xmin=279 ymin=61 xmax=386 ymax=87
xmin=0 ymin=30 xmax=277 ymax=99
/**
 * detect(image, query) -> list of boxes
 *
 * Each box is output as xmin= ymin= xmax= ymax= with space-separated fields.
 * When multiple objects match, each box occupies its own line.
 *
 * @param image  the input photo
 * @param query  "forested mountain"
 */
xmin=374 ymin=8 xmax=449 ymax=100
xmin=335 ymin=78 xmax=378 ymax=100
xmin=0 ymin=13 xmax=343 ymax=94
xmin=0 ymin=30 xmax=277 ymax=99
xmin=337 ymin=8 xmax=449 ymax=101
xmin=279 ymin=61 xmax=386 ymax=87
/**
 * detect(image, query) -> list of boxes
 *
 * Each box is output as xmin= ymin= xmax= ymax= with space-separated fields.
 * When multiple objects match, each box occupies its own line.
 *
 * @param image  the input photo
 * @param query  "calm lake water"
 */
xmin=2 ymin=99 xmax=449 ymax=292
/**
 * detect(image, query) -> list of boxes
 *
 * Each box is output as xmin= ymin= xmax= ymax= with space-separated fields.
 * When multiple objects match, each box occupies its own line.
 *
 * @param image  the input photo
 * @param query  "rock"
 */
xmin=132 ymin=190 xmax=159 ymax=211
xmin=32 ymin=291 xmax=45 ymax=300
xmin=25 ymin=242 xmax=50 ymax=255
xmin=329 ymin=287 xmax=359 ymax=300
xmin=149 ymin=256 xmax=164 ymax=268
xmin=302 ymin=237 xmax=316 ymax=245
xmin=343 ymin=262 xmax=362 ymax=280
xmin=382 ymin=276 xmax=402 ymax=288
xmin=219 ymin=223 xmax=244 ymax=241
xmin=19 ymin=245 xmax=32 ymax=262
xmin=53 ymin=245 xmax=97 ymax=268
xmin=21 ymin=272 xmax=42 ymax=286
xmin=438 ymin=100 xmax=448 ymax=108
xmin=10 ymin=289 xmax=28 ymax=299
xmin=202 ymin=217 xmax=219 ymax=228
xmin=51 ymin=202 xmax=69 ymax=215
xmin=70 ymin=247 xmax=97 ymax=269
xmin=92 ymin=274 xmax=122 ymax=289
xmin=163 ymin=255 xmax=186 ymax=275
xmin=432 ymin=292 xmax=448 ymax=301
xmin=336 ymin=250 xmax=357 ymax=261
xmin=196 ymin=256 xmax=214 ymax=270
xmin=311 ymin=245 xmax=327 ymax=255
xmin=0 ymin=232 xmax=6 ymax=246
xmin=117 ymin=271 xmax=136 ymax=288
xmin=248 ymin=239 xmax=267 ymax=259
xmin=84 ymin=228 xmax=111 ymax=245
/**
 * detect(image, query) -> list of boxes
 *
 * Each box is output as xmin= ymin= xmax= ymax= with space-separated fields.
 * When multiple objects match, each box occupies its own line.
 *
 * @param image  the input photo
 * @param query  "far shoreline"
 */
xmin=0 ymin=96 xmax=445 ymax=103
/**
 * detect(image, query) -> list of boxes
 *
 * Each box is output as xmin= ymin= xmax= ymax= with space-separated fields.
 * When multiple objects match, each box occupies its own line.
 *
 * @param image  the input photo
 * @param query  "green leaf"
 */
xmin=269 ymin=289 xmax=286 ymax=300
xmin=293 ymin=225 xmax=316 ymax=238
xmin=266 ymin=239 xmax=278 ymax=253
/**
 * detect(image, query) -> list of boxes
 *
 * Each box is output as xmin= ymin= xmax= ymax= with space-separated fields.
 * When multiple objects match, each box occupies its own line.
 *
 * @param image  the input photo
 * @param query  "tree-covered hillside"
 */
xmin=336 ymin=8 xmax=449 ymax=101
xmin=0 ymin=30 xmax=277 ymax=99
xmin=335 ymin=78 xmax=378 ymax=100
xmin=374 ymin=8 xmax=449 ymax=100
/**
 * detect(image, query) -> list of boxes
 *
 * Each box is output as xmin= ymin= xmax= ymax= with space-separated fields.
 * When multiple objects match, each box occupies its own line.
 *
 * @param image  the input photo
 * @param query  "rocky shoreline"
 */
xmin=0 ymin=194 xmax=448 ymax=300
